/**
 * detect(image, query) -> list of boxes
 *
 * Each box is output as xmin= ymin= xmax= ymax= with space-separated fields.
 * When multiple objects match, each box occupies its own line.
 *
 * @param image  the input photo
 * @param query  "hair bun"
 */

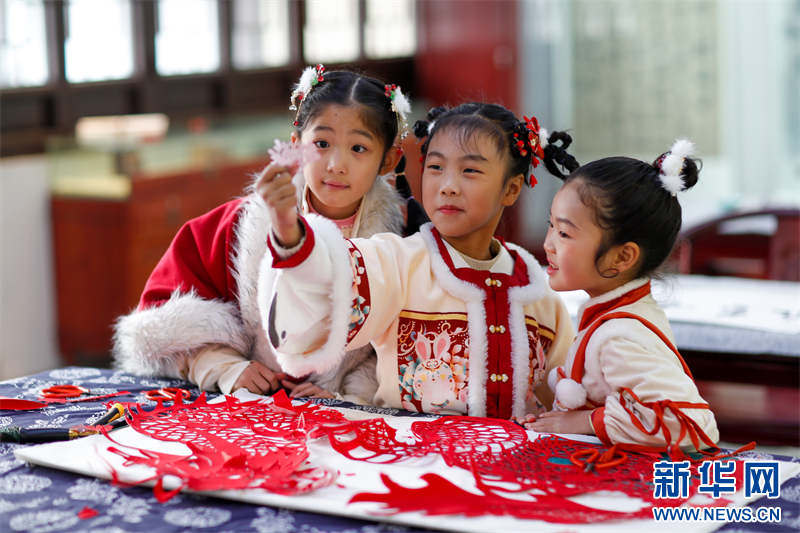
xmin=412 ymin=119 xmax=431 ymax=139
xmin=543 ymin=131 xmax=580 ymax=180
xmin=413 ymin=106 xmax=449 ymax=139
xmin=653 ymin=139 xmax=701 ymax=194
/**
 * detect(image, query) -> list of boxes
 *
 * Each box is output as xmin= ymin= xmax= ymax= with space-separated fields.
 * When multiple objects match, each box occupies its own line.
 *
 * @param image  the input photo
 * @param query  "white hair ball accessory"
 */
xmin=539 ymin=127 xmax=549 ymax=149
xmin=427 ymin=120 xmax=436 ymax=135
xmin=554 ymin=378 xmax=588 ymax=410
xmin=657 ymin=138 xmax=697 ymax=196
xmin=547 ymin=366 xmax=561 ymax=393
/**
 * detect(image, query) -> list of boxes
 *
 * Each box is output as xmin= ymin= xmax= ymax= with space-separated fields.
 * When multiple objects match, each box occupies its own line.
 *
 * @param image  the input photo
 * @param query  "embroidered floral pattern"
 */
xmin=346 ymin=241 xmax=371 ymax=343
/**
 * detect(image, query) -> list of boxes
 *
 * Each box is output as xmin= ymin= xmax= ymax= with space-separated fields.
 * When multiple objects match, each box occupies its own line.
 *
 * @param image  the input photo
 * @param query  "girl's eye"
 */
xmin=314 ymin=140 xmax=329 ymax=149
xmin=352 ymin=145 xmax=367 ymax=154
xmin=547 ymin=220 xmax=554 ymax=228
xmin=559 ymin=231 xmax=570 ymax=238
xmin=427 ymin=164 xmax=443 ymax=171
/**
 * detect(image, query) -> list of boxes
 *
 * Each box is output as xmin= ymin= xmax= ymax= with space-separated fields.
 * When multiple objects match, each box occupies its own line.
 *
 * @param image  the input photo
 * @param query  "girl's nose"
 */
xmin=543 ymin=228 xmax=555 ymax=254
xmin=439 ymin=171 xmax=459 ymax=195
xmin=327 ymin=149 xmax=346 ymax=174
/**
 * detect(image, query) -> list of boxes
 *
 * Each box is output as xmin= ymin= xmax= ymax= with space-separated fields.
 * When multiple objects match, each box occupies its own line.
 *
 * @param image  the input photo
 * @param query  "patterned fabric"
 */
xmin=0 ymin=368 xmax=426 ymax=532
xmin=0 ymin=368 xmax=797 ymax=532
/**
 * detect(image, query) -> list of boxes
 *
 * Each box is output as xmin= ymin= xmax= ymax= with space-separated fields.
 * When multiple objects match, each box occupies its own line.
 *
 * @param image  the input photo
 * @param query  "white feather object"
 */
xmin=555 ymin=378 xmax=588 ymax=410
xmin=539 ymin=127 xmax=549 ymax=149
xmin=295 ymin=66 xmax=319 ymax=98
xmin=392 ymin=86 xmax=411 ymax=117
xmin=427 ymin=120 xmax=436 ymax=135
xmin=658 ymin=138 xmax=696 ymax=195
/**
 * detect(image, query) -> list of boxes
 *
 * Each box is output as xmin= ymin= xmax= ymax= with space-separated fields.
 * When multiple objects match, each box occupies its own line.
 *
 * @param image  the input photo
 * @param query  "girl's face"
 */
xmin=292 ymin=104 xmax=396 ymax=220
xmin=544 ymin=182 xmax=625 ymax=298
xmin=422 ymin=130 xmax=522 ymax=260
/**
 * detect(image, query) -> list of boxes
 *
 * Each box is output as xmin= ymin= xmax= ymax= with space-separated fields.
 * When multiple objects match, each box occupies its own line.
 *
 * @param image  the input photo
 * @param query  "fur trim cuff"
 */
xmin=263 ymin=214 xmax=356 ymax=377
xmin=113 ymin=290 xmax=251 ymax=377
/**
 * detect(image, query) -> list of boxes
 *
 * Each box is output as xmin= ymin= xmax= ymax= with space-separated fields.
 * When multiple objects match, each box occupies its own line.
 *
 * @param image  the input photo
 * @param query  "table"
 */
xmin=2 ymin=368 xmax=799 ymax=532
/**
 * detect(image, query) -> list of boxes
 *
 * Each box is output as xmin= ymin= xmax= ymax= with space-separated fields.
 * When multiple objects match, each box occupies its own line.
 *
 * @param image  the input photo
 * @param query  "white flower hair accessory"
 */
xmin=384 ymin=84 xmax=412 ymax=154
xmin=289 ymin=64 xmax=325 ymax=126
xmin=656 ymin=139 xmax=697 ymax=196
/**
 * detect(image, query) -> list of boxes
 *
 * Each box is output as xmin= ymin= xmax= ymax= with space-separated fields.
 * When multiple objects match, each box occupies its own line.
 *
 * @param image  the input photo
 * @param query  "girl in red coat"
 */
xmin=113 ymin=66 xmax=418 ymax=401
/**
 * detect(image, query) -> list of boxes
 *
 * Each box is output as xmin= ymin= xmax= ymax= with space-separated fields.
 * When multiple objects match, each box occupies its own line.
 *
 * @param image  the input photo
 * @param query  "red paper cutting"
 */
xmin=104 ymin=390 xmax=345 ymax=501
xmin=102 ymin=390 xmax=747 ymax=523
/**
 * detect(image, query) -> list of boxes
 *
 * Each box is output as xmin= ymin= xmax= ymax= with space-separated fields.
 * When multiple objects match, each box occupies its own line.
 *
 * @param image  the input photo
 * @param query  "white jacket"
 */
xmin=550 ymin=278 xmax=719 ymax=450
xmin=262 ymin=217 xmax=575 ymax=419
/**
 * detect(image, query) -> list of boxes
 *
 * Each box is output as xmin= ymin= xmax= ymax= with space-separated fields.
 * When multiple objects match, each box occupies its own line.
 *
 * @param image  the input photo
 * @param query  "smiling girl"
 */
xmin=114 ymin=67 xmax=417 ymax=401
xmin=258 ymin=103 xmax=578 ymax=418
xmin=522 ymin=141 xmax=725 ymax=457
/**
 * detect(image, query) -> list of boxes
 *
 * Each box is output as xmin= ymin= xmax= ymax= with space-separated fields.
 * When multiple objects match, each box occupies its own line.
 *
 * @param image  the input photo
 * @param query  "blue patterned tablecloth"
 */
xmin=1 ymin=368 xmax=798 ymax=532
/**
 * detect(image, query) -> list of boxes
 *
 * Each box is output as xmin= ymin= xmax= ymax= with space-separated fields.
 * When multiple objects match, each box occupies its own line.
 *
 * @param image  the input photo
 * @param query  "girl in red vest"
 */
xmin=521 ymin=140 xmax=721 ymax=456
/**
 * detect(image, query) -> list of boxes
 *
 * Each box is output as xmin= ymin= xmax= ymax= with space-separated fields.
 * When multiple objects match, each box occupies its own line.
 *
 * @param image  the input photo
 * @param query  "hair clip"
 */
xmin=290 ymin=64 xmax=325 ymax=126
xmin=656 ymin=139 xmax=696 ymax=196
xmin=385 ymin=84 xmax=411 ymax=154
xmin=512 ymin=115 xmax=547 ymax=186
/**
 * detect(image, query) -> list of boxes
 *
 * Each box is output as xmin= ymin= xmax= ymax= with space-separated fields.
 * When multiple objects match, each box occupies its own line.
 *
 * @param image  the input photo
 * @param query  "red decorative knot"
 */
xmin=520 ymin=149 xmax=528 ymax=157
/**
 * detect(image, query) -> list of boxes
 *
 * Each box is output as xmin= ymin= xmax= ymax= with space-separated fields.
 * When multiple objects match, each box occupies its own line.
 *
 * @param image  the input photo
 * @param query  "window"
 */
xmin=65 ymin=0 xmax=135 ymax=83
xmin=0 ymin=0 xmax=48 ymax=88
xmin=231 ymin=0 xmax=290 ymax=70
xmin=365 ymin=0 xmax=416 ymax=59
xmin=303 ymin=0 xmax=359 ymax=64
xmin=155 ymin=0 xmax=220 ymax=76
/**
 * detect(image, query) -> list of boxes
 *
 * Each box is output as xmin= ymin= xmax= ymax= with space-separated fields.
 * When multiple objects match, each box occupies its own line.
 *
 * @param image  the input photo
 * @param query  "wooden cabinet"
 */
xmin=52 ymin=157 xmax=270 ymax=366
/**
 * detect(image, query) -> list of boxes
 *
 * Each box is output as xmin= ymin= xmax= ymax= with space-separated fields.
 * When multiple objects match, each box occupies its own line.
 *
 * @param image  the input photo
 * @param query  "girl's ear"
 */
xmin=290 ymin=131 xmax=300 ymax=146
xmin=380 ymin=148 xmax=403 ymax=175
xmin=609 ymin=242 xmax=641 ymax=276
xmin=502 ymin=173 xmax=525 ymax=207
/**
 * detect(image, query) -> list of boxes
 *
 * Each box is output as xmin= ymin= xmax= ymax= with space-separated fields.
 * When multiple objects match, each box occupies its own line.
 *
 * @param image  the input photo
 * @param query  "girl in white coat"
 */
xmin=525 ymin=140 xmax=725 ymax=459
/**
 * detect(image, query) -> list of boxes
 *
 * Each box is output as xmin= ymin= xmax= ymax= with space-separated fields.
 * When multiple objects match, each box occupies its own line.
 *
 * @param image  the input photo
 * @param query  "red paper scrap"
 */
xmin=77 ymin=506 xmax=99 ymax=519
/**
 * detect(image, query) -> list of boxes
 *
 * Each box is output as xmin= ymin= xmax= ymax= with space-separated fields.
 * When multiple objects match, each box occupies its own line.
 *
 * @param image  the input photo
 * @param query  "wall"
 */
xmin=0 ymin=155 xmax=61 ymax=380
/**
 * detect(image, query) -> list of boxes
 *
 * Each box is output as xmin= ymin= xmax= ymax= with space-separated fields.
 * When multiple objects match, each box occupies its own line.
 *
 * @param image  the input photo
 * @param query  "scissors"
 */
xmin=40 ymin=385 xmax=90 ymax=399
xmin=144 ymin=387 xmax=190 ymax=402
xmin=570 ymin=448 xmax=628 ymax=473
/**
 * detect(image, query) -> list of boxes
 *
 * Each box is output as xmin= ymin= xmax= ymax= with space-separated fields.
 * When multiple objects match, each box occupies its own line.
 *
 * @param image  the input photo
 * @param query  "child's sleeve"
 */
xmin=113 ymin=201 xmax=252 ymax=379
xmin=589 ymin=322 xmax=719 ymax=450
xmin=534 ymin=291 xmax=576 ymax=410
xmin=259 ymin=214 xmax=408 ymax=378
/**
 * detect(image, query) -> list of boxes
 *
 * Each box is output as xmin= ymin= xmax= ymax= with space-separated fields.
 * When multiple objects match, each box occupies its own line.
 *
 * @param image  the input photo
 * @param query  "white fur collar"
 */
xmin=419 ymin=224 xmax=551 ymax=418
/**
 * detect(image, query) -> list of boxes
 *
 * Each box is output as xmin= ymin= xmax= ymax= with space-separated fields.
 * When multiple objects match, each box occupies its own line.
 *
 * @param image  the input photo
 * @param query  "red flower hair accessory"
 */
xmin=512 ymin=115 xmax=548 ymax=187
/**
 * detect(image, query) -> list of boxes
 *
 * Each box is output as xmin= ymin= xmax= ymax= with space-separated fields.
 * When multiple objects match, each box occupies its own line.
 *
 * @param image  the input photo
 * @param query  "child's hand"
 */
xmin=281 ymin=380 xmax=335 ymax=399
xmin=509 ymin=414 xmax=537 ymax=430
xmin=530 ymin=410 xmax=594 ymax=435
xmin=255 ymin=163 xmax=302 ymax=247
xmin=232 ymin=361 xmax=287 ymax=395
